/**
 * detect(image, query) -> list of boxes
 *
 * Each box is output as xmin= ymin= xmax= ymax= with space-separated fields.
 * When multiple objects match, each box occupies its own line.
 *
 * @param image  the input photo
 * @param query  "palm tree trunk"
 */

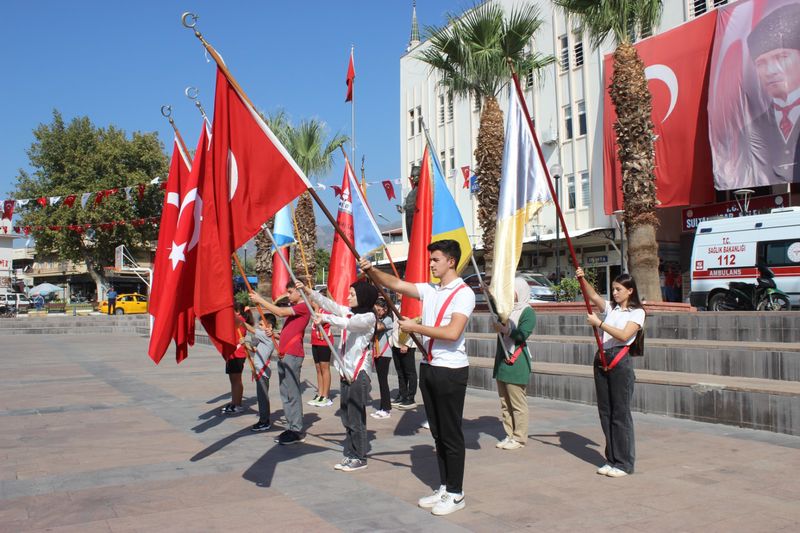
xmin=254 ymin=218 xmax=274 ymax=298
xmin=609 ymin=43 xmax=662 ymax=302
xmin=474 ymin=95 xmax=504 ymax=272
xmin=292 ymin=192 xmax=317 ymax=285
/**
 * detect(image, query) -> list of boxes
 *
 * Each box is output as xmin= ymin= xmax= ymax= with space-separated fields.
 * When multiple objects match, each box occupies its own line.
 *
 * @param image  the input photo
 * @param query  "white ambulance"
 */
xmin=689 ymin=207 xmax=800 ymax=309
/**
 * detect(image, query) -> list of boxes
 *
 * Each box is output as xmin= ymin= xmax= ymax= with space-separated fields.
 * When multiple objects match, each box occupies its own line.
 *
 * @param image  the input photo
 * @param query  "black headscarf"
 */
xmin=350 ymin=280 xmax=379 ymax=315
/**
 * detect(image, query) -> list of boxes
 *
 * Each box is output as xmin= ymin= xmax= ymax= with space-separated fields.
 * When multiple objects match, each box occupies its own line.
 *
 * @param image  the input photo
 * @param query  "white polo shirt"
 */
xmin=415 ymin=277 xmax=475 ymax=368
xmin=602 ymin=301 xmax=646 ymax=350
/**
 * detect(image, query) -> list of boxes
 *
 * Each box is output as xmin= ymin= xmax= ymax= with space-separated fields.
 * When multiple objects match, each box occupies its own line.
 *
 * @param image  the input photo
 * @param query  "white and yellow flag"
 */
xmin=489 ymin=85 xmax=550 ymax=322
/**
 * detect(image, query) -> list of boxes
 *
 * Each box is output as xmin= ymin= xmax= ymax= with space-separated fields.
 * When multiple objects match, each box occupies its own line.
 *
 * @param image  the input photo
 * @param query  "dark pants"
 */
xmin=375 ymin=357 xmax=392 ymax=411
xmin=107 ymin=299 xmax=116 ymax=315
xmin=392 ymin=347 xmax=417 ymax=401
xmin=340 ymin=372 xmax=371 ymax=461
xmin=594 ymin=351 xmax=636 ymax=473
xmin=255 ymin=374 xmax=270 ymax=424
xmin=419 ymin=363 xmax=468 ymax=494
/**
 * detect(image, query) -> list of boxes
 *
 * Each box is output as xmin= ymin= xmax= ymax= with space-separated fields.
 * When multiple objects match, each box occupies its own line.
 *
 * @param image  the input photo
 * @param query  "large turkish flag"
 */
xmin=194 ymin=68 xmax=311 ymax=358
xmin=327 ymin=162 xmax=357 ymax=306
xmin=603 ymin=12 xmax=717 ymax=213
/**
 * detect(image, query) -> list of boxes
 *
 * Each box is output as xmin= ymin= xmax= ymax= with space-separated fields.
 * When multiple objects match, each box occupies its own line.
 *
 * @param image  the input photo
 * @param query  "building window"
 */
xmin=473 ymin=94 xmax=482 ymax=113
xmin=580 ymin=172 xmax=590 ymax=207
xmin=567 ymin=175 xmax=576 ymax=210
xmin=559 ymin=34 xmax=569 ymax=71
xmin=577 ymin=100 xmax=587 ymax=136
xmin=525 ymin=68 xmax=534 ymax=88
xmin=449 ymin=148 xmax=455 ymax=171
xmin=409 ymin=108 xmax=415 ymax=137
xmin=573 ymin=32 xmax=584 ymax=68
xmin=691 ymin=0 xmax=727 ymax=17
xmin=438 ymin=94 xmax=445 ymax=125
xmin=447 ymin=91 xmax=454 ymax=122
xmin=563 ymin=104 xmax=573 ymax=140
xmin=440 ymin=150 xmax=446 ymax=172
xmin=417 ymin=106 xmax=423 ymax=134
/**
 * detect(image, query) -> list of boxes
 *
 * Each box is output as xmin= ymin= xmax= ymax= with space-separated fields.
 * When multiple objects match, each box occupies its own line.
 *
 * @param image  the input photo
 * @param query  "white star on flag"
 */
xmin=168 ymin=241 xmax=187 ymax=270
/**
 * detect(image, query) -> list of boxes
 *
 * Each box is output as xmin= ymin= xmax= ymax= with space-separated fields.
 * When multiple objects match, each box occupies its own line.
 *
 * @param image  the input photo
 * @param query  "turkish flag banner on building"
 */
xmin=148 ymin=132 xmax=197 ymax=364
xmin=603 ymin=12 xmax=717 ymax=213
xmin=709 ymin=0 xmax=800 ymax=189
xmin=327 ymin=164 xmax=357 ymax=306
xmin=461 ymin=166 xmax=471 ymax=189
xmin=194 ymin=68 xmax=310 ymax=357
xmin=382 ymin=180 xmax=396 ymax=200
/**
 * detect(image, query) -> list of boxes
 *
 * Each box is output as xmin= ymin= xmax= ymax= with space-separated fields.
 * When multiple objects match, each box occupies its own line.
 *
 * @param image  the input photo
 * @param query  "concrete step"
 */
xmin=468 ymin=311 xmax=800 ymax=343
xmin=466 ymin=357 xmax=800 ymax=436
xmin=465 ymin=333 xmax=800 ymax=381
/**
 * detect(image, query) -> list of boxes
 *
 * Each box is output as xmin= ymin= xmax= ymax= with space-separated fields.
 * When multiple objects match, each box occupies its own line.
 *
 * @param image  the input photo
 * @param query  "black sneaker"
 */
xmin=397 ymin=399 xmax=417 ymax=410
xmin=251 ymin=421 xmax=271 ymax=432
xmin=278 ymin=430 xmax=306 ymax=445
xmin=340 ymin=458 xmax=367 ymax=472
xmin=274 ymin=430 xmax=291 ymax=443
xmin=390 ymin=396 xmax=403 ymax=406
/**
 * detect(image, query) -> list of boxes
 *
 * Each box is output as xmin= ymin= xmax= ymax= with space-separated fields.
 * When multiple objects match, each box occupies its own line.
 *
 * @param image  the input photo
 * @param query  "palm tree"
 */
xmin=554 ymin=0 xmax=663 ymax=301
xmin=283 ymin=119 xmax=347 ymax=285
xmin=418 ymin=2 xmax=553 ymax=270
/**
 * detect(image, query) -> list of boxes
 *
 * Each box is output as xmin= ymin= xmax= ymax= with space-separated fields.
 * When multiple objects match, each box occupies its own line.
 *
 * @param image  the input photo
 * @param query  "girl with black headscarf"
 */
xmin=296 ymin=279 xmax=379 ymax=472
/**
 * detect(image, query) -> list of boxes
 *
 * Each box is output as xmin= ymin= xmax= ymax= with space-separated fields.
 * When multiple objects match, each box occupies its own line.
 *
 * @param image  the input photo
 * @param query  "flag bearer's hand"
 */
xmin=358 ymin=258 xmax=372 ymax=272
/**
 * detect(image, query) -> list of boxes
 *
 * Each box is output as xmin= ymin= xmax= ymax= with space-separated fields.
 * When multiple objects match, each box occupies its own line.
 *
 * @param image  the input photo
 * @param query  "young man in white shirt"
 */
xmin=359 ymin=239 xmax=475 ymax=516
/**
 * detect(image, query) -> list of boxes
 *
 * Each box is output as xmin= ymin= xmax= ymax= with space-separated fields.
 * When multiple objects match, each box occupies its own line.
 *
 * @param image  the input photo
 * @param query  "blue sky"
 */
xmin=0 ymin=1 xmax=466 ymax=228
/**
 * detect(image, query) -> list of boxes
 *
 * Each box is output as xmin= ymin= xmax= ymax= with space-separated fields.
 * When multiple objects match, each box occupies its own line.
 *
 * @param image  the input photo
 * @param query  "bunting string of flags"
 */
xmin=1 ymin=177 xmax=166 ymax=221
xmin=8 ymin=216 xmax=159 ymax=236
xmin=321 ymin=164 xmax=475 ymax=202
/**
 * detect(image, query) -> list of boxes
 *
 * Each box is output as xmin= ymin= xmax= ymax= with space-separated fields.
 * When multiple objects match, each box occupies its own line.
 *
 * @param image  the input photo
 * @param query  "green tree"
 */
xmin=418 ymin=2 xmax=553 ymax=270
xmin=13 ymin=110 xmax=167 ymax=292
xmin=554 ymin=0 xmax=663 ymax=301
xmin=315 ymin=247 xmax=331 ymax=285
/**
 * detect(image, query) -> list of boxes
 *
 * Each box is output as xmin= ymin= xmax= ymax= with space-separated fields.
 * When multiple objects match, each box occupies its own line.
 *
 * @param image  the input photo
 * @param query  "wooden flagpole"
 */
xmin=161 ymin=105 xmax=191 ymax=159
xmin=181 ymin=12 xmax=427 ymax=359
xmin=507 ymin=66 xmax=605 ymax=363
xmin=289 ymin=205 xmax=312 ymax=283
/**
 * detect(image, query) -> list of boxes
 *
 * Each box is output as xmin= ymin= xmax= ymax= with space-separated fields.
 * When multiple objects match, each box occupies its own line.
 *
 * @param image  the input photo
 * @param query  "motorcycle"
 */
xmin=709 ymin=264 xmax=791 ymax=311
xmin=0 ymin=304 xmax=18 ymax=318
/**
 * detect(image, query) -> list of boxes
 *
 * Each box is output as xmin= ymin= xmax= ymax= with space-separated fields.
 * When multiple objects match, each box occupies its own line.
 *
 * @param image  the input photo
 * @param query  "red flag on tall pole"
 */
xmin=327 ymin=163 xmax=357 ymax=305
xmin=148 ymin=129 xmax=199 ymax=364
xmin=345 ymin=48 xmax=355 ymax=102
xmin=194 ymin=67 xmax=311 ymax=358
xmin=402 ymin=147 xmax=434 ymax=319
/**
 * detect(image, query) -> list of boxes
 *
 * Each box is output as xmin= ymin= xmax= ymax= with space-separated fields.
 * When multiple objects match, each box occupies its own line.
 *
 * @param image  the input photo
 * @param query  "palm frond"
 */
xmin=553 ymin=0 xmax=663 ymax=48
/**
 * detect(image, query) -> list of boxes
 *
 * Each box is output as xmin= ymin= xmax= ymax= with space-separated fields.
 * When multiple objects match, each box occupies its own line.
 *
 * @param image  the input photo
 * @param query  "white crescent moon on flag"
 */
xmin=177 ymin=188 xmax=202 ymax=252
xmin=228 ymin=149 xmax=239 ymax=201
xmin=645 ymin=64 xmax=678 ymax=123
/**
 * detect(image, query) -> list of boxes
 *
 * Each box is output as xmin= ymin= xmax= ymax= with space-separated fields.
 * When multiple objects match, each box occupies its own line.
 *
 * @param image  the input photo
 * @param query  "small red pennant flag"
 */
xmin=63 ymin=195 xmax=77 ymax=208
xmin=382 ymin=180 xmax=396 ymax=200
xmin=331 ymin=185 xmax=343 ymax=197
xmin=37 ymin=197 xmax=47 ymax=207
xmin=137 ymin=184 xmax=146 ymax=201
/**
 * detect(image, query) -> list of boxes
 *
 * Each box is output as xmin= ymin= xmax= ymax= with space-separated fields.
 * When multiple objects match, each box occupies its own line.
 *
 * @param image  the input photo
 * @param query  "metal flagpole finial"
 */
xmin=181 ymin=12 xmax=201 ymax=37
xmin=184 ymin=86 xmax=209 ymax=123
xmin=160 ymin=105 xmax=177 ymax=129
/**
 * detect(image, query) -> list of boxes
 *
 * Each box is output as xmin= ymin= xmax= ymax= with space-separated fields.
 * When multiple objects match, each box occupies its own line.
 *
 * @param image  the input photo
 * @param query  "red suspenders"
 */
xmin=425 ymin=284 xmax=468 ymax=362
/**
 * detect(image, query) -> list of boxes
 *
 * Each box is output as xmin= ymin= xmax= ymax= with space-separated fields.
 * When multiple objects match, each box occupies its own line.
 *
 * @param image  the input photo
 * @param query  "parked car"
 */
xmin=1 ymin=292 xmax=32 ymax=311
xmin=97 ymin=293 xmax=149 ymax=315
xmin=463 ymin=271 xmax=556 ymax=304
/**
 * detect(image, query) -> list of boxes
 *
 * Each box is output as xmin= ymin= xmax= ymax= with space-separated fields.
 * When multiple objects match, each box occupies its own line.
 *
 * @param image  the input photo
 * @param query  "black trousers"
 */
xmin=594 ymin=351 xmax=636 ymax=473
xmin=419 ymin=363 xmax=468 ymax=494
xmin=340 ymin=372 xmax=371 ymax=461
xmin=391 ymin=347 xmax=417 ymax=401
xmin=375 ymin=356 xmax=392 ymax=411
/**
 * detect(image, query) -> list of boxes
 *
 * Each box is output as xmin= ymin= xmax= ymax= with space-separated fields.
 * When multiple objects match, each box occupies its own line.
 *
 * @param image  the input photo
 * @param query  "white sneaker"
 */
xmin=495 ymin=436 xmax=511 ymax=449
xmin=502 ymin=439 xmax=523 ymax=450
xmin=370 ymin=410 xmax=390 ymax=419
xmin=420 ymin=420 xmax=430 ymax=429
xmin=431 ymin=491 xmax=466 ymax=516
xmin=596 ymin=464 xmax=612 ymax=475
xmin=307 ymin=396 xmax=322 ymax=406
xmin=606 ymin=467 xmax=629 ymax=478
xmin=319 ymin=398 xmax=333 ymax=407
xmin=418 ymin=485 xmax=446 ymax=509
xmin=334 ymin=457 xmax=351 ymax=470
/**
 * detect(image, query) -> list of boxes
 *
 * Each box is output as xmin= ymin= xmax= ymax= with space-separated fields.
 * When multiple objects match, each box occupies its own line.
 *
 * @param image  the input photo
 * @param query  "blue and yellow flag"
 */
xmin=489 ymin=86 xmax=551 ymax=322
xmin=423 ymin=136 xmax=472 ymax=275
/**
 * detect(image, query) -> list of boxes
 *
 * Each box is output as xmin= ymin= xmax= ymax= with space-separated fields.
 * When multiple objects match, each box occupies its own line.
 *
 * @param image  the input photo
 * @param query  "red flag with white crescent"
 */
xmin=327 ymin=164 xmax=357 ymax=305
xmin=148 ymin=129 xmax=199 ymax=364
xmin=345 ymin=48 xmax=355 ymax=103
xmin=195 ymin=67 xmax=311 ymax=358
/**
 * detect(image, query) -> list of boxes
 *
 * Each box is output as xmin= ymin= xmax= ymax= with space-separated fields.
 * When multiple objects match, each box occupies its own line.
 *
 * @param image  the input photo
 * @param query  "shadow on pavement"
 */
xmin=191 ymin=398 xmax=259 ymax=434
xmin=529 ymin=431 xmax=604 ymax=466
xmin=464 ymin=415 xmax=506 ymax=449
xmin=205 ymin=393 xmax=230 ymax=404
xmin=243 ymin=440 xmax=334 ymax=488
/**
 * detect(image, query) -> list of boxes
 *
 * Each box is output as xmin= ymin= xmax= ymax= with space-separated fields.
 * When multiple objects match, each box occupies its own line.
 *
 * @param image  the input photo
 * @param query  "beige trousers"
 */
xmin=497 ymin=380 xmax=529 ymax=443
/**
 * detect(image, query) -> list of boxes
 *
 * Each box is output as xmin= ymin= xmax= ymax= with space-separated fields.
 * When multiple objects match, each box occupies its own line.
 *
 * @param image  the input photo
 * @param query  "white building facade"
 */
xmin=398 ymin=0 xmax=730 ymax=295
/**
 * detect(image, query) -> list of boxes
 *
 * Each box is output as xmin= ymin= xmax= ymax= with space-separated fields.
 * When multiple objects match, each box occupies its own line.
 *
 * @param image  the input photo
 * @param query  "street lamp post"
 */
xmin=612 ymin=210 xmax=626 ymax=273
xmin=550 ymin=164 xmax=563 ymax=281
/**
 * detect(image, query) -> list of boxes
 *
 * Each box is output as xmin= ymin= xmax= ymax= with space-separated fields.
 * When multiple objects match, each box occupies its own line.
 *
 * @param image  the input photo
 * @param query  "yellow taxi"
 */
xmin=98 ymin=293 xmax=149 ymax=315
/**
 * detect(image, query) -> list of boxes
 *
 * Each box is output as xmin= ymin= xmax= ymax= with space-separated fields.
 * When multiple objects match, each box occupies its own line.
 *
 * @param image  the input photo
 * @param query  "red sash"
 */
xmin=600 ymin=345 xmax=630 ymax=372
xmin=426 ymin=284 xmax=468 ymax=362
xmin=505 ymin=344 xmax=526 ymax=365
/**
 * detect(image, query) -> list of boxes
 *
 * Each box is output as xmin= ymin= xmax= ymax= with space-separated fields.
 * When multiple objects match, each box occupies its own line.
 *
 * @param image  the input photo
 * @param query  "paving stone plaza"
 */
xmin=1 ymin=323 xmax=799 ymax=532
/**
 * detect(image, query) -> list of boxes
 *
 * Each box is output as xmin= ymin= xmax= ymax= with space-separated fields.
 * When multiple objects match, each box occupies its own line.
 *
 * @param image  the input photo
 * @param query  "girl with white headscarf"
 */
xmin=492 ymin=277 xmax=536 ymax=450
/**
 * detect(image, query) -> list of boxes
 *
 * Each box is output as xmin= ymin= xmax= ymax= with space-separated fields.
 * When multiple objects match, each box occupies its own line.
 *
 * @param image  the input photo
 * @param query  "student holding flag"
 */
xmin=359 ymin=239 xmax=475 ymax=517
